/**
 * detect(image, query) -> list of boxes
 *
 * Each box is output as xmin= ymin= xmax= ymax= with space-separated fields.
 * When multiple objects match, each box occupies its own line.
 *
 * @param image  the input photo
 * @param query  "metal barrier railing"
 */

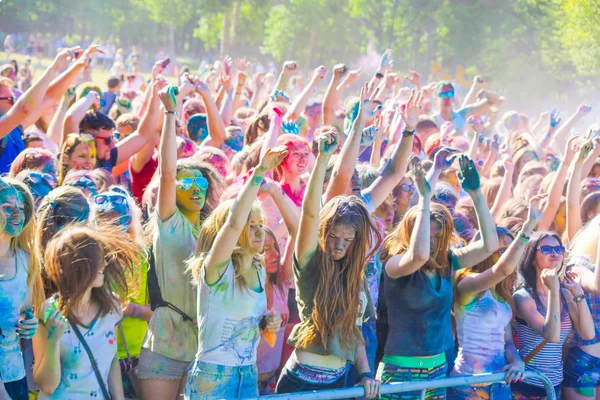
xmin=244 ymin=371 xmax=555 ymax=400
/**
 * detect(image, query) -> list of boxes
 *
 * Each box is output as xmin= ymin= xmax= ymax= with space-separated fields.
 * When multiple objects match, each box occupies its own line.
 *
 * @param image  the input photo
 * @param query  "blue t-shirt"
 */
xmin=0 ymin=125 xmax=25 ymax=174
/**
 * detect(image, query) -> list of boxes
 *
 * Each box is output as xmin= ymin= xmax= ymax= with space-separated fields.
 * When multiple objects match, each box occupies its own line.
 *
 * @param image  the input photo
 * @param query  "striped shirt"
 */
xmin=566 ymin=255 xmax=600 ymax=346
xmin=514 ymin=288 xmax=572 ymax=388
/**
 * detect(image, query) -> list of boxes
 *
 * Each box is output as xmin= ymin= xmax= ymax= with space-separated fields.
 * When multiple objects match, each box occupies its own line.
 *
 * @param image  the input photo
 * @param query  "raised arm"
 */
xmin=462 ymin=75 xmax=485 ymax=108
xmin=273 ymin=61 xmax=296 ymax=93
xmin=285 ymin=65 xmax=326 ymax=121
xmin=156 ymin=85 xmax=180 ymax=221
xmin=260 ymin=108 xmax=282 ymax=160
xmin=581 ymin=137 xmax=600 ymax=178
xmin=551 ymin=104 xmax=592 ymax=152
xmin=514 ymin=269 xmax=561 ymax=343
xmin=324 ymin=83 xmax=378 ymax=203
xmin=197 ymin=80 xmax=227 ymax=148
xmin=562 ymin=270 xmax=595 ymax=340
xmin=130 ymin=78 xmax=165 ymax=172
xmin=296 ymin=131 xmax=338 ymax=268
xmin=457 ymin=195 xmax=545 ymax=297
xmin=491 ymin=157 xmax=514 ymax=222
xmin=566 ymin=141 xmax=592 ymax=241
xmin=385 ymin=162 xmax=432 ymax=279
xmin=0 ymin=48 xmax=76 ymax=136
xmin=538 ymin=134 xmax=578 ymax=230
xmin=363 ymin=90 xmax=422 ymax=209
xmin=323 ymin=64 xmax=347 ymax=126
xmin=46 ymin=89 xmax=75 ymax=147
xmin=572 ymin=221 xmax=600 ymax=295
xmin=63 ymin=91 xmax=99 ymax=136
xmin=204 ymin=146 xmax=288 ymax=284
xmin=452 ymin=155 xmax=499 ymax=269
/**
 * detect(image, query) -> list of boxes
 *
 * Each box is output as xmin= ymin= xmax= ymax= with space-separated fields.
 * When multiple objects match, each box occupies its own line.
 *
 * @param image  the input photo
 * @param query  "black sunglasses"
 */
xmin=0 ymin=96 xmax=15 ymax=105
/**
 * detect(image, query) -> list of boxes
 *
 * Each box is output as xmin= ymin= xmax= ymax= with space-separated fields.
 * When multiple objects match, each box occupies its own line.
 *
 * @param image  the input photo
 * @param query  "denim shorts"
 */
xmin=563 ymin=346 xmax=600 ymax=388
xmin=448 ymin=383 xmax=511 ymax=400
xmin=136 ymin=348 xmax=191 ymax=380
xmin=184 ymin=360 xmax=258 ymax=399
xmin=510 ymin=380 xmax=561 ymax=400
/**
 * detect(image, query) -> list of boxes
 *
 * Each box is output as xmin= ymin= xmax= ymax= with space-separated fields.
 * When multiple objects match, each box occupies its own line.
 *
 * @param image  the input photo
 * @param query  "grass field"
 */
xmin=1 ymin=51 xmax=155 ymax=88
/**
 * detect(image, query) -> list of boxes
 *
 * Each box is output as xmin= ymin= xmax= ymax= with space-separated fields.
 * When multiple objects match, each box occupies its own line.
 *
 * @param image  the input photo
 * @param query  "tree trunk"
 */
xmin=230 ymin=1 xmax=241 ymax=54
xmin=306 ymin=28 xmax=317 ymax=68
xmin=220 ymin=8 xmax=231 ymax=58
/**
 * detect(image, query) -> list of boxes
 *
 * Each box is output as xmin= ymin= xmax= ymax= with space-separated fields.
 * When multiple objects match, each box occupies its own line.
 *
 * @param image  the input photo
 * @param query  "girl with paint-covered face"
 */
xmin=137 ymin=83 xmax=223 ymax=400
xmin=32 ymin=226 xmax=143 ymax=400
xmin=380 ymin=155 xmax=499 ymax=400
xmin=91 ymin=185 xmax=150 ymax=398
xmin=275 ymin=131 xmax=382 ymax=399
xmin=15 ymin=170 xmax=57 ymax=210
xmin=512 ymin=232 xmax=594 ymax=399
xmin=57 ymin=133 xmax=97 ymax=185
xmin=0 ymin=178 xmax=44 ymax=400
xmin=450 ymin=195 xmax=547 ymax=399
xmin=184 ymin=145 xmax=288 ymax=399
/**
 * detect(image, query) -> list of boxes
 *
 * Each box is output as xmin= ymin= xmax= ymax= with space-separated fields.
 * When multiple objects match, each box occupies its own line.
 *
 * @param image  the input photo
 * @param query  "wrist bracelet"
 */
xmin=375 ymin=72 xmax=384 ymax=79
xmin=165 ymin=110 xmax=178 ymax=115
xmin=358 ymin=372 xmax=374 ymax=381
xmin=574 ymin=295 xmax=585 ymax=303
xmin=516 ymin=231 xmax=530 ymax=243
xmin=403 ymin=129 xmax=415 ymax=137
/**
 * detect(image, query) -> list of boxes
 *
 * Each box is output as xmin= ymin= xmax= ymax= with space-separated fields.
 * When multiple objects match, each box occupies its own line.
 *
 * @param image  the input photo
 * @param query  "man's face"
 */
xmin=87 ymin=128 xmax=115 ymax=161
xmin=0 ymin=85 xmax=14 ymax=115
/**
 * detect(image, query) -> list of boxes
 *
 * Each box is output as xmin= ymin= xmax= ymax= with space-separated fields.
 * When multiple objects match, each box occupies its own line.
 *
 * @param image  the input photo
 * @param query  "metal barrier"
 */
xmin=244 ymin=371 xmax=555 ymax=400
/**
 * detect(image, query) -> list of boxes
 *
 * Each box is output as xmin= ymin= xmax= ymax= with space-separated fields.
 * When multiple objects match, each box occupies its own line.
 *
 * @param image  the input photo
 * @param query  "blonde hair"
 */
xmin=58 ymin=133 xmax=96 ymax=185
xmin=186 ymin=199 xmax=263 ymax=291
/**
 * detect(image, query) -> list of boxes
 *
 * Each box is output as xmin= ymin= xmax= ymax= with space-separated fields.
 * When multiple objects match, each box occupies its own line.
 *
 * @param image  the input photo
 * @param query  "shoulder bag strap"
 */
xmin=523 ymin=339 xmax=548 ymax=364
xmin=69 ymin=321 xmax=111 ymax=400
xmin=117 ymin=321 xmax=131 ymax=363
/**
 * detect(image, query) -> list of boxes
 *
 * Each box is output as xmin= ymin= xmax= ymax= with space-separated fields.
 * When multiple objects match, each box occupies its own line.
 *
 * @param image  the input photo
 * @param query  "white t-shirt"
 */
xmin=196 ymin=261 xmax=267 ymax=366
xmin=38 ymin=298 xmax=122 ymax=400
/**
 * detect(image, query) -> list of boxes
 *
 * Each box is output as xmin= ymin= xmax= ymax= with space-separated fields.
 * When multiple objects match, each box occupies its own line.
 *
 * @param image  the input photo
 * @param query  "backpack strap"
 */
xmin=523 ymin=339 xmax=548 ymax=364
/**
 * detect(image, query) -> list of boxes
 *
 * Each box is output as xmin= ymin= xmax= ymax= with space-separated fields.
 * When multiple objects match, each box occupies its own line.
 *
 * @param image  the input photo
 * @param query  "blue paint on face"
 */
xmin=0 ymin=189 xmax=25 ymax=237
xmin=225 ymin=130 xmax=244 ymax=152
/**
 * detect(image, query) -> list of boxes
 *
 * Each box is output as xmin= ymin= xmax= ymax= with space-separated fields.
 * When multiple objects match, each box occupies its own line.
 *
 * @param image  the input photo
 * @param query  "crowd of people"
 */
xmin=0 ymin=41 xmax=599 ymax=400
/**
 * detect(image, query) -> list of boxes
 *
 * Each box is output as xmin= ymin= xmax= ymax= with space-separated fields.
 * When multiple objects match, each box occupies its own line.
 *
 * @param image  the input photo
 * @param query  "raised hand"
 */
xmin=235 ymin=57 xmax=251 ymax=72
xmin=357 ymin=82 xmax=381 ymax=123
xmin=440 ymin=121 xmax=453 ymax=144
xmin=236 ymin=71 xmax=247 ymax=89
xmin=576 ymin=139 xmax=594 ymax=163
xmin=86 ymin=90 xmax=101 ymax=110
xmin=526 ymin=193 xmax=548 ymax=226
xmin=378 ymin=49 xmax=393 ymax=74
xmin=550 ymin=109 xmax=562 ymax=129
xmin=271 ymin=89 xmax=290 ymax=104
xmin=220 ymin=71 xmax=233 ymax=92
xmin=282 ymin=61 xmax=297 ymax=77
xmin=407 ymin=70 xmax=421 ymax=88
xmin=562 ymin=270 xmax=585 ymax=300
xmin=223 ymin=56 xmax=233 ymax=76
xmin=76 ymin=44 xmax=103 ymax=67
xmin=502 ymin=155 xmax=514 ymax=175
xmin=345 ymin=68 xmax=362 ymax=85
xmin=540 ymin=268 xmax=559 ymax=292
xmin=414 ymin=162 xmax=431 ymax=198
xmin=318 ymin=130 xmax=339 ymax=156
xmin=51 ymin=47 xmax=80 ymax=71
xmin=564 ymin=133 xmax=580 ymax=163
xmin=151 ymin=60 xmax=165 ymax=80
xmin=433 ymin=147 xmax=459 ymax=172
xmin=333 ymin=63 xmax=349 ymax=79
xmin=258 ymin=146 xmax=289 ymax=171
xmin=473 ymin=75 xmax=484 ymax=85
xmin=159 ymin=84 xmax=179 ymax=112
xmin=577 ymin=104 xmax=592 ymax=117
xmin=195 ymin=80 xmax=211 ymax=96
xmin=401 ymin=89 xmax=423 ymax=130
xmin=312 ymin=65 xmax=327 ymax=84
xmin=458 ymin=155 xmax=481 ymax=193
xmin=361 ymin=125 xmax=378 ymax=148
xmin=468 ymin=115 xmax=484 ymax=134
xmin=152 ymin=76 xmax=168 ymax=94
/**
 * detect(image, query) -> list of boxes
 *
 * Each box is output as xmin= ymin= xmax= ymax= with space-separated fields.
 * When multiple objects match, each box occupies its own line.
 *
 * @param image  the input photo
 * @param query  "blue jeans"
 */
xmin=184 ymin=360 xmax=258 ymax=399
xmin=347 ymin=319 xmax=378 ymax=386
xmin=448 ymin=383 xmax=511 ymax=400
xmin=563 ymin=346 xmax=600 ymax=388
xmin=4 ymin=377 xmax=28 ymax=400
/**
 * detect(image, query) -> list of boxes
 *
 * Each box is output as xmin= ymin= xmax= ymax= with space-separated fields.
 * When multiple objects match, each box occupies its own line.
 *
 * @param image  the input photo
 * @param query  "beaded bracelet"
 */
xmin=516 ymin=231 xmax=530 ymax=243
xmin=402 ymin=129 xmax=415 ymax=137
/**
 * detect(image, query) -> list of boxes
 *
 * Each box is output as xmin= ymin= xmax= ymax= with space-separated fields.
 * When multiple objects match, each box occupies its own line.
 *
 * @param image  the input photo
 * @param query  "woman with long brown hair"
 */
xmin=275 ymin=130 xmax=381 ymax=398
xmin=32 ymin=226 xmax=142 ymax=399
xmin=379 ymin=155 xmax=499 ymax=400
xmin=57 ymin=133 xmax=97 ymax=185
xmin=449 ymin=194 xmax=546 ymax=400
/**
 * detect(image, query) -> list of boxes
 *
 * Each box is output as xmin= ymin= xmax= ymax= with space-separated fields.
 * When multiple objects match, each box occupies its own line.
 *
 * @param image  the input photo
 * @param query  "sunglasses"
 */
xmin=538 ymin=245 xmax=566 ymax=255
xmin=24 ymin=172 xmax=57 ymax=188
xmin=177 ymin=176 xmax=208 ymax=191
xmin=66 ymin=177 xmax=98 ymax=196
xmin=400 ymin=183 xmax=416 ymax=193
xmin=94 ymin=194 xmax=128 ymax=206
xmin=439 ymin=91 xmax=454 ymax=99
xmin=95 ymin=135 xmax=113 ymax=145
xmin=0 ymin=96 xmax=15 ymax=105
